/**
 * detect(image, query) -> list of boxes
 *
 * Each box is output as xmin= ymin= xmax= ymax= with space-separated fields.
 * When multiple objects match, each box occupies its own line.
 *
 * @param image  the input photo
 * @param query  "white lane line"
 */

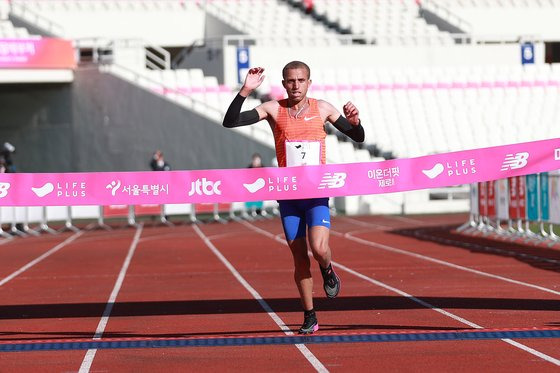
xmin=0 ymin=237 xmax=14 ymax=246
xmin=412 ymin=228 xmax=560 ymax=265
xmin=334 ymin=230 xmax=560 ymax=296
xmin=205 ymin=231 xmax=250 ymax=241
xmin=0 ymin=231 xmax=84 ymax=287
xmin=337 ymin=216 xmax=392 ymax=230
xmin=238 ymin=220 xmax=284 ymax=243
xmin=192 ymin=224 xmax=328 ymax=373
xmin=384 ymin=215 xmax=425 ymax=224
xmin=333 ymin=260 xmax=560 ymax=366
xmin=241 ymin=220 xmax=560 ymax=366
xmin=79 ymin=224 xmax=143 ymax=373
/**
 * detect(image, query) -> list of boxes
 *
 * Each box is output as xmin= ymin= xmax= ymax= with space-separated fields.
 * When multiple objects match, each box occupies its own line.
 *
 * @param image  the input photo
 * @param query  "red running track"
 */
xmin=0 ymin=213 xmax=559 ymax=372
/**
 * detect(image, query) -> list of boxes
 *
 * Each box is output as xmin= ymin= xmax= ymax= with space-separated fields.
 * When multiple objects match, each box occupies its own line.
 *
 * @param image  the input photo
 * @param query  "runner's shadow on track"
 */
xmin=389 ymin=224 xmax=560 ymax=273
xmin=0 ymin=296 xmax=559 ymax=320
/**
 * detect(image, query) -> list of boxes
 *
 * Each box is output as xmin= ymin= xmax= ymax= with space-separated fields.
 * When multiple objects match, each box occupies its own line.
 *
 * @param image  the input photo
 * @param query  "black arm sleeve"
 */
xmin=332 ymin=115 xmax=365 ymax=143
xmin=222 ymin=93 xmax=261 ymax=128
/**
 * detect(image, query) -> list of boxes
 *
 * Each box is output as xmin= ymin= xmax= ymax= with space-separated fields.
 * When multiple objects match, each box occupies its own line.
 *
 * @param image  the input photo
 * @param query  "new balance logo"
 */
xmin=0 ymin=182 xmax=10 ymax=198
xmin=188 ymin=178 xmax=222 ymax=196
xmin=318 ymin=172 xmax=346 ymax=189
xmin=555 ymin=148 xmax=560 ymax=161
xmin=501 ymin=152 xmax=529 ymax=171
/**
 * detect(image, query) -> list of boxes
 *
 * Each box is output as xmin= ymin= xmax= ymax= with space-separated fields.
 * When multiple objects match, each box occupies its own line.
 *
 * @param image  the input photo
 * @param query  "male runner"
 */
xmin=222 ymin=61 xmax=364 ymax=334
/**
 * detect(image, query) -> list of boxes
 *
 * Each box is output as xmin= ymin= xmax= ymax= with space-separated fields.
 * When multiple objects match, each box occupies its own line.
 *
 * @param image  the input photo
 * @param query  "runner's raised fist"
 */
xmin=343 ymin=102 xmax=360 ymax=126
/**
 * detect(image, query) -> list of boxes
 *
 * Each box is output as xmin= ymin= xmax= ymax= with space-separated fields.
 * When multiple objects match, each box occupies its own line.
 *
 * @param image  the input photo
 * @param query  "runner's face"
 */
xmin=282 ymin=68 xmax=311 ymax=103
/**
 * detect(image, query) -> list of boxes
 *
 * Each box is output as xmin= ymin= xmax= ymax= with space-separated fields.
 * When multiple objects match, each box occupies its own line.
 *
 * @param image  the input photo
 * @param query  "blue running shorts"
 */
xmin=278 ymin=198 xmax=330 ymax=241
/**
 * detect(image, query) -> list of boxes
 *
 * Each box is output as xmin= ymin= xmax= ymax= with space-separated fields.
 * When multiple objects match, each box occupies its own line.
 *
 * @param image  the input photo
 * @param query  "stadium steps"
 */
xmin=280 ymin=0 xmax=354 ymax=37
xmin=283 ymin=0 xmax=456 ymax=45
xmin=202 ymin=0 xmax=342 ymax=46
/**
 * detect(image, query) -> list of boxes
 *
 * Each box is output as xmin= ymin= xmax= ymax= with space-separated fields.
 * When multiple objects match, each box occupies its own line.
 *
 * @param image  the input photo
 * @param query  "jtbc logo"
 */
xmin=188 ymin=178 xmax=222 ymax=196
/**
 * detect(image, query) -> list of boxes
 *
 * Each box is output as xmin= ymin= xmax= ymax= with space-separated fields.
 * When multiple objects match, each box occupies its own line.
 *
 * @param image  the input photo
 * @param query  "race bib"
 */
xmin=285 ymin=141 xmax=321 ymax=167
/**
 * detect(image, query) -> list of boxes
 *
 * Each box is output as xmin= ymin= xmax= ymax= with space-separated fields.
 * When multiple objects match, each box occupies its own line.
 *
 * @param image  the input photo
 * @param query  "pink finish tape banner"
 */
xmin=0 ymin=138 xmax=559 ymax=207
xmin=0 ymin=38 xmax=75 ymax=69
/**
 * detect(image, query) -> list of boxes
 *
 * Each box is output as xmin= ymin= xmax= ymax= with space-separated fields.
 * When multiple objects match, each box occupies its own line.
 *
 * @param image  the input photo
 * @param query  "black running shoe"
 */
xmin=320 ymin=263 xmax=340 ymax=298
xmin=298 ymin=311 xmax=319 ymax=334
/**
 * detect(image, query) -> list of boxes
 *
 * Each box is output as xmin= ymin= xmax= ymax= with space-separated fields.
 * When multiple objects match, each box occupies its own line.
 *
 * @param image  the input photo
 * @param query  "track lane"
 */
xmin=2 ymin=213 xmax=559 ymax=371
xmin=338 ymin=215 xmax=560 ymax=290
xmin=241 ymin=217 xmax=560 ymax=368
xmin=87 ymin=224 xmax=320 ymax=372
xmin=189 ymin=219 xmax=558 ymax=370
xmin=0 ymin=231 xmax=81 ymax=281
xmin=330 ymin=215 xmax=560 ymax=364
xmin=334 ymin=215 xmax=560 ymax=298
xmin=0 ymin=228 xmax=140 ymax=371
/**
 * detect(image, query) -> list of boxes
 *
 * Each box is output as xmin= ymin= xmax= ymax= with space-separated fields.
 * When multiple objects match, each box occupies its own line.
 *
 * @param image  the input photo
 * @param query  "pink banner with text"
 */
xmin=0 ymin=138 xmax=559 ymax=206
xmin=0 ymin=38 xmax=75 ymax=69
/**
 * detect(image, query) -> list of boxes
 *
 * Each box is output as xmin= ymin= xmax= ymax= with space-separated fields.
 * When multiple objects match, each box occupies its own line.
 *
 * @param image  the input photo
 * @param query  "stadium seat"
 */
xmin=423 ymin=0 xmax=560 ymax=41
xmin=292 ymin=0 xmax=456 ymax=45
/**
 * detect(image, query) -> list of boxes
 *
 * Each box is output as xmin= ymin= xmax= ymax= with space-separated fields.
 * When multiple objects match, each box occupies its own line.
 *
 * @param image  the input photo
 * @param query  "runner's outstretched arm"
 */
xmin=222 ymin=67 xmax=267 ymax=128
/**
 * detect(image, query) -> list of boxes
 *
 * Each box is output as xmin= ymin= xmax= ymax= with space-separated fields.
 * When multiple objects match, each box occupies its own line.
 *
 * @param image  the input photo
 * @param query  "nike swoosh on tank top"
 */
xmin=273 ymin=98 xmax=327 ymax=168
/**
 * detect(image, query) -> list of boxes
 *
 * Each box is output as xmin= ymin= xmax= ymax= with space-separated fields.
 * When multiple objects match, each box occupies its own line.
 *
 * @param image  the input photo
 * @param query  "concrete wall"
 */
xmin=174 ymin=43 xmax=225 ymax=84
xmin=204 ymin=12 xmax=244 ymax=40
xmin=173 ymin=12 xmax=246 ymax=83
xmin=0 ymin=83 xmax=75 ymax=172
xmin=71 ymin=68 xmax=275 ymax=172
xmin=0 ymin=68 xmax=275 ymax=173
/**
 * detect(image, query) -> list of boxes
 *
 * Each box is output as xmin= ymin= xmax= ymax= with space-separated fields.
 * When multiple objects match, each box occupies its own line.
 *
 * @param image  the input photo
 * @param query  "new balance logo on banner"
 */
xmin=0 ymin=182 xmax=10 ymax=198
xmin=501 ymin=152 xmax=529 ymax=171
xmin=318 ymin=172 xmax=346 ymax=189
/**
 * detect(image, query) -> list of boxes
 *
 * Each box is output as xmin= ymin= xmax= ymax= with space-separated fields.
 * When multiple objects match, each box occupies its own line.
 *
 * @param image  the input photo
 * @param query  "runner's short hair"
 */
xmin=282 ymin=61 xmax=311 ymax=80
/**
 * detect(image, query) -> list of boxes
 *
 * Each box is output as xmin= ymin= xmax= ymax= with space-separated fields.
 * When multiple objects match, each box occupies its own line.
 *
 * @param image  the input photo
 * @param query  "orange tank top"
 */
xmin=273 ymin=98 xmax=327 ymax=168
